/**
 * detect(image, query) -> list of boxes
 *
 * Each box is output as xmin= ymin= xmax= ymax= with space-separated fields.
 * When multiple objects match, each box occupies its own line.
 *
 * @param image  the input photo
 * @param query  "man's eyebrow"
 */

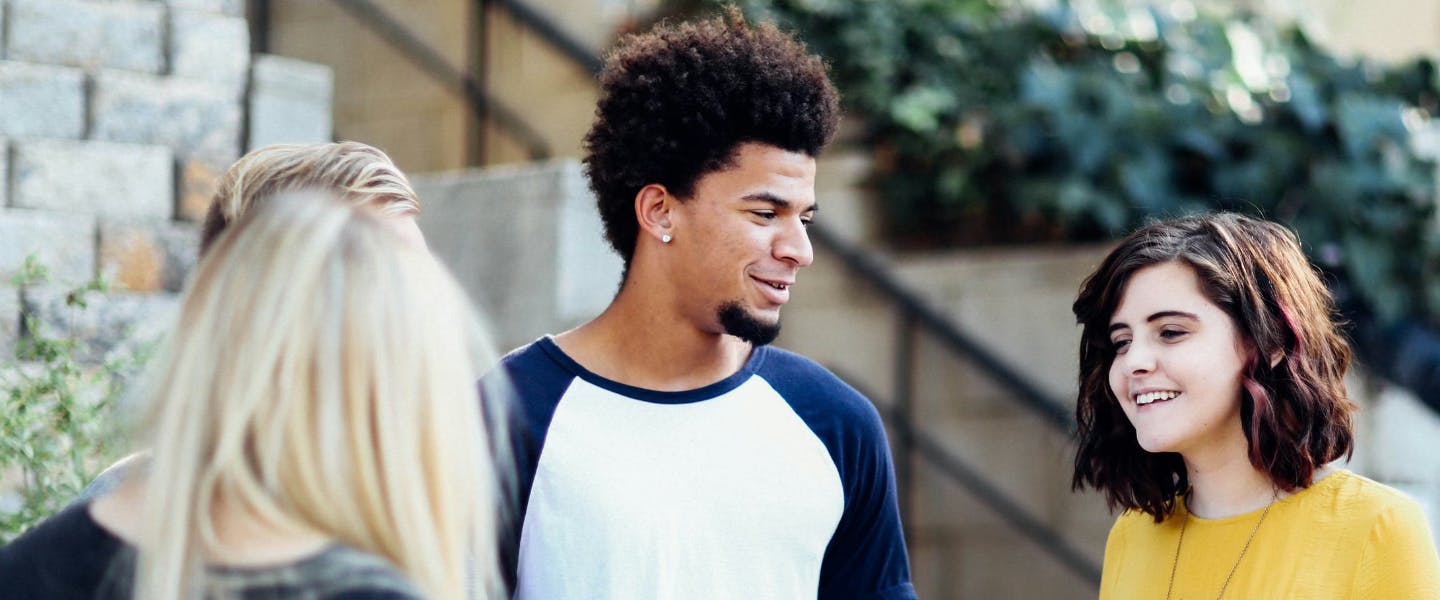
xmin=1108 ymin=310 xmax=1200 ymax=334
xmin=742 ymin=192 xmax=818 ymax=212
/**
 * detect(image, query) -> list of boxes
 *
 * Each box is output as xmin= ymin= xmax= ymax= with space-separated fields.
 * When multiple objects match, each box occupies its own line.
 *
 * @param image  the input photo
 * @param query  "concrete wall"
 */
xmin=413 ymin=160 xmax=623 ymax=352
xmin=263 ymin=0 xmax=478 ymax=174
xmin=260 ymin=0 xmax=671 ymax=174
xmin=1263 ymin=0 xmax=1440 ymax=64
xmin=477 ymin=2 xmax=603 ymax=165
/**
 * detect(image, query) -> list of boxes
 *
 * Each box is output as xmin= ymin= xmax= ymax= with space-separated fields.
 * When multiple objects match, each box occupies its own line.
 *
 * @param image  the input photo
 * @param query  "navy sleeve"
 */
xmin=481 ymin=339 xmax=577 ymax=596
xmin=759 ymin=348 xmax=917 ymax=600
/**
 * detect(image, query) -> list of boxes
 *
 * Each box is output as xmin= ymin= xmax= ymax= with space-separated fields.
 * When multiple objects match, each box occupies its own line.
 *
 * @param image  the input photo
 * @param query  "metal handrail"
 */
xmin=836 ymin=368 xmax=1102 ymax=586
xmin=807 ymin=223 xmax=1075 ymax=433
xmin=814 ymin=222 xmax=1103 ymax=586
xmin=328 ymin=0 xmax=554 ymax=160
xmin=492 ymin=0 xmax=605 ymax=75
xmin=898 ymin=413 xmax=1102 ymax=586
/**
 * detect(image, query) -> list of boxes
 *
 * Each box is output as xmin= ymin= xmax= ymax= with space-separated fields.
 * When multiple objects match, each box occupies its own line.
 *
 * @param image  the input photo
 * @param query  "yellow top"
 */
xmin=1099 ymin=470 xmax=1440 ymax=599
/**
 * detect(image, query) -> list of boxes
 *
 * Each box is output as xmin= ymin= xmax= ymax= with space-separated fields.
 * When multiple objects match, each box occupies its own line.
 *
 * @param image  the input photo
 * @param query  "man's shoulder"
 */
xmin=482 ymin=337 xmax=579 ymax=422
xmin=496 ymin=337 xmax=557 ymax=370
xmin=488 ymin=337 xmax=578 ymax=389
xmin=756 ymin=346 xmax=850 ymax=387
xmin=755 ymin=346 xmax=882 ymax=427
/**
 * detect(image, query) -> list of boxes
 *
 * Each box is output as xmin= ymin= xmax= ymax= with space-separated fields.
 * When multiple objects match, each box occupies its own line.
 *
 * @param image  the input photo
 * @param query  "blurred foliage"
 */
xmin=1 ymin=256 xmax=149 ymax=543
xmin=690 ymin=0 xmax=1440 ymax=327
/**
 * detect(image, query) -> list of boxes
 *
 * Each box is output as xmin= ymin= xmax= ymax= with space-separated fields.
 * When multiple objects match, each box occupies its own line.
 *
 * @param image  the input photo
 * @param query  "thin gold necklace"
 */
xmin=1164 ymin=491 xmax=1275 ymax=600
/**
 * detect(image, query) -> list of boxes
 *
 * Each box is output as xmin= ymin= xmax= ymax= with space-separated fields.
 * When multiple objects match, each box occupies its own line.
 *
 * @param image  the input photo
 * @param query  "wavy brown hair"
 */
xmin=1071 ymin=213 xmax=1354 ymax=521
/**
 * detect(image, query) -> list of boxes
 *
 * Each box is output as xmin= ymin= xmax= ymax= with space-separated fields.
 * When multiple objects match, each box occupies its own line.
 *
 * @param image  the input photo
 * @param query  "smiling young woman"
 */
xmin=1071 ymin=213 xmax=1440 ymax=599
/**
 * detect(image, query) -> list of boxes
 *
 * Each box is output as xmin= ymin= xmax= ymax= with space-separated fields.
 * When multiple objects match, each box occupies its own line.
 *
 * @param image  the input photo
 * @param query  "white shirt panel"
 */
xmin=515 ymin=375 xmax=846 ymax=600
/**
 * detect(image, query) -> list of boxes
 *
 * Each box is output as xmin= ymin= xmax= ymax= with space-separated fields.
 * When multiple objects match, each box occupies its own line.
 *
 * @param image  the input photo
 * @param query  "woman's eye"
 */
xmin=1110 ymin=338 xmax=1131 ymax=354
xmin=1160 ymin=329 xmax=1188 ymax=341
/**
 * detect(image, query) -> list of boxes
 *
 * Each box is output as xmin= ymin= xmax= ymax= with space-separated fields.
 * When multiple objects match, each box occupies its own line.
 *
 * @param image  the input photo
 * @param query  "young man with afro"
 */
xmin=492 ymin=8 xmax=916 ymax=599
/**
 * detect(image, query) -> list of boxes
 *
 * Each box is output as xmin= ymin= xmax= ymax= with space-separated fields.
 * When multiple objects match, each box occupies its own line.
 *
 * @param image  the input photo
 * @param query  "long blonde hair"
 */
xmin=134 ymin=192 xmax=500 ymax=598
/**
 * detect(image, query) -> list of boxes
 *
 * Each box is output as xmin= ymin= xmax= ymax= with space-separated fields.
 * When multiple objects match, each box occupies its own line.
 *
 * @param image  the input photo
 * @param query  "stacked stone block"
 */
xmin=0 ymin=0 xmax=253 ymax=361
xmin=6 ymin=0 xmax=167 ymax=74
xmin=0 ymin=1 xmax=337 ymax=519
xmin=248 ymin=55 xmax=335 ymax=152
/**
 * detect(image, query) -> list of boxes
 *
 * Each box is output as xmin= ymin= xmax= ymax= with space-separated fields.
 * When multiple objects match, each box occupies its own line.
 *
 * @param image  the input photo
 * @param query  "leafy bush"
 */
xmin=718 ymin=0 xmax=1439 ymax=327
xmin=0 ymin=256 xmax=151 ymax=543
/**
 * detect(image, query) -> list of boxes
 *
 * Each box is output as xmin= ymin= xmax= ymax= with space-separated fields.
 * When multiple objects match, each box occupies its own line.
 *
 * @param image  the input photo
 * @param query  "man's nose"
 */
xmin=775 ymin=218 xmax=814 ymax=267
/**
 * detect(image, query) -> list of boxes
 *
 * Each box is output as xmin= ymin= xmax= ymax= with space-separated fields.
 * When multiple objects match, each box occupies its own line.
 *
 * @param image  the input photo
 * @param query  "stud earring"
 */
xmin=661 ymin=233 xmax=673 ymax=243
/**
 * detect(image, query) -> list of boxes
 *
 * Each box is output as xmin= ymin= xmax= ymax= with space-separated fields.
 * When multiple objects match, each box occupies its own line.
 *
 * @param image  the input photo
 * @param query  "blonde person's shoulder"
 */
xmin=88 ymin=468 xmax=147 ymax=545
xmin=77 ymin=451 xmax=151 ymax=503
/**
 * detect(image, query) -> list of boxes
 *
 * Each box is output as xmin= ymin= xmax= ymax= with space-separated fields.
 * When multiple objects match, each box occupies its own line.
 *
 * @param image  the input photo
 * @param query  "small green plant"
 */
xmin=0 ymin=255 xmax=152 ymax=543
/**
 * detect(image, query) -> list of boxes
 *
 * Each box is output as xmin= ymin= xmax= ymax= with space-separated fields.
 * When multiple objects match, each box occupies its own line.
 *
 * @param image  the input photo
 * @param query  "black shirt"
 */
xmin=0 ymin=501 xmax=420 ymax=599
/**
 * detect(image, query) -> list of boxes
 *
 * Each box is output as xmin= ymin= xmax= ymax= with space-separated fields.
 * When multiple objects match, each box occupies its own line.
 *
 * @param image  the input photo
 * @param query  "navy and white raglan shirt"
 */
xmin=492 ymin=336 xmax=916 ymax=600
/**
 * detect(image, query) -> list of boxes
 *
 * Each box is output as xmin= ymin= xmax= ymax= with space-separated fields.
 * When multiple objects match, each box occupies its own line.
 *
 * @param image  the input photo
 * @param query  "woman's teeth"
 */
xmin=1136 ymin=390 xmax=1180 ymax=405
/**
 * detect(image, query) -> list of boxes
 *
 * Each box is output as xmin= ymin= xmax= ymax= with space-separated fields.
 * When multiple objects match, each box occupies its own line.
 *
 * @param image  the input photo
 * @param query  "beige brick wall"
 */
xmin=1275 ymin=0 xmax=1440 ymax=63
xmin=265 ymin=0 xmax=476 ymax=174
xmin=261 ymin=0 xmax=660 ymax=174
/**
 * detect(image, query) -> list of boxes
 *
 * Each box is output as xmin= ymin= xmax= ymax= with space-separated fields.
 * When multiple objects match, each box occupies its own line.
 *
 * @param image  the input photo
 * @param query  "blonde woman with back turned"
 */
xmin=75 ymin=140 xmax=432 ymax=503
xmin=0 ymin=193 xmax=505 ymax=598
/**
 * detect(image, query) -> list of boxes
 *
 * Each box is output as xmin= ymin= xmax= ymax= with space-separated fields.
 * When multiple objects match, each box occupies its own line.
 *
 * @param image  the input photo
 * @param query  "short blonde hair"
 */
xmin=200 ymin=142 xmax=419 ymax=255
xmin=136 ymin=192 xmax=501 ymax=598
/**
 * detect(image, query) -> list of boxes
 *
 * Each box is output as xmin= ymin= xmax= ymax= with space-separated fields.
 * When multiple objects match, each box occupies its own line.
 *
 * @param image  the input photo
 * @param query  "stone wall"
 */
xmin=413 ymin=160 xmax=623 ymax=352
xmin=0 ymin=0 xmax=330 ymax=363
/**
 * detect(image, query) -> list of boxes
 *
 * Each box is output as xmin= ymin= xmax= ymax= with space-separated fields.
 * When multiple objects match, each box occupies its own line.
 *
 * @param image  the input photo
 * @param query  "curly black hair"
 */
xmin=583 ymin=7 xmax=840 ymax=269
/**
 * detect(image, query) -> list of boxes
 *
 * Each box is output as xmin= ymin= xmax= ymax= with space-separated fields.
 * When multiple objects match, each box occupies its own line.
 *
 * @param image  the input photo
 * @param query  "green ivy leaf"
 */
xmin=889 ymin=85 xmax=958 ymax=132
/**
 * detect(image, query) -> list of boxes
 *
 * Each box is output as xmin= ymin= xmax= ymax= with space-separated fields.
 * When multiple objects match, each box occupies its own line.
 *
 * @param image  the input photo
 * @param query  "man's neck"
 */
xmin=554 ymin=280 xmax=753 ymax=392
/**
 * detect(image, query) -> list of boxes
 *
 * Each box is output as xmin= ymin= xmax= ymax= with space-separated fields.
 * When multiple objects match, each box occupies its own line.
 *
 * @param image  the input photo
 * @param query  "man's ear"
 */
xmin=635 ymin=183 xmax=674 ymax=243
